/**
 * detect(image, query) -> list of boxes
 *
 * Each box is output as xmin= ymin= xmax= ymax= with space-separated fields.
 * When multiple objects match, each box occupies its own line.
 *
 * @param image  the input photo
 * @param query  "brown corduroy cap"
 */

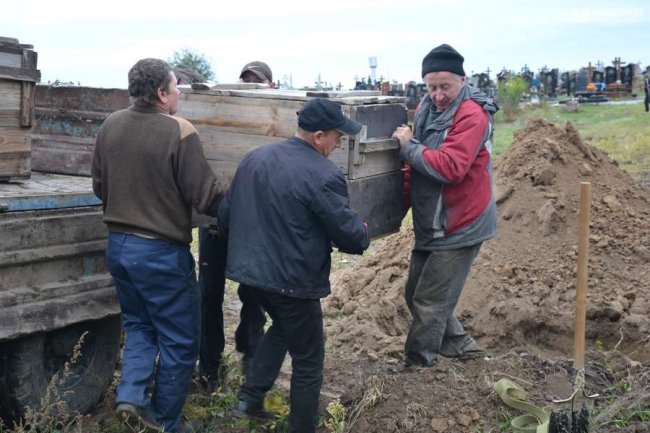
xmin=239 ymin=61 xmax=273 ymax=83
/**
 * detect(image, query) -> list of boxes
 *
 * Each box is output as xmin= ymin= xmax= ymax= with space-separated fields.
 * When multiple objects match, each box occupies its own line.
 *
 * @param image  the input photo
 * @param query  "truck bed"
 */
xmin=0 ymin=171 xmax=100 ymax=212
xmin=0 ymin=172 xmax=116 ymax=341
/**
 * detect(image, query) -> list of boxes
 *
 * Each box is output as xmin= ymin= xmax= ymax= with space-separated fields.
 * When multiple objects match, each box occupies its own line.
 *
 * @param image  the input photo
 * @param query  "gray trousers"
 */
xmin=404 ymin=244 xmax=481 ymax=366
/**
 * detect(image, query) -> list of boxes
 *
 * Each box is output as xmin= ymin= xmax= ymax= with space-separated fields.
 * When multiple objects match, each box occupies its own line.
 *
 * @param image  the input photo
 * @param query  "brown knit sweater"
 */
xmin=92 ymin=102 xmax=226 ymax=244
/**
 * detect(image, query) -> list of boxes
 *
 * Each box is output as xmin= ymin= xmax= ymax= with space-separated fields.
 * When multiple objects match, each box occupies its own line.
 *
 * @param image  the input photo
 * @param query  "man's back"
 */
xmin=221 ymin=136 xmax=368 ymax=298
xmin=93 ymin=104 xmax=223 ymax=244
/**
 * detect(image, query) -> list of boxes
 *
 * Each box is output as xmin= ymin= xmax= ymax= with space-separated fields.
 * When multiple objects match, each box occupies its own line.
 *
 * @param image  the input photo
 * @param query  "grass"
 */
xmin=493 ymin=101 xmax=650 ymax=175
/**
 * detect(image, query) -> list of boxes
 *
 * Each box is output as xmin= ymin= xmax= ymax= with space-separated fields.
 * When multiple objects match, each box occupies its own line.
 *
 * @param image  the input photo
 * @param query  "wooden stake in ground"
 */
xmin=549 ymin=182 xmax=592 ymax=433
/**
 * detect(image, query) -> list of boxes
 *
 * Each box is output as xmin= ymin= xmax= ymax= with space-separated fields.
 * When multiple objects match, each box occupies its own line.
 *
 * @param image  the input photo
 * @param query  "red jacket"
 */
xmin=400 ymin=85 xmax=497 ymax=249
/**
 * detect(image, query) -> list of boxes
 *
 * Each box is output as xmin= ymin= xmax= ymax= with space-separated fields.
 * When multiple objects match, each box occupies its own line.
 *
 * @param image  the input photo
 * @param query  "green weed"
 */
xmin=320 ymin=399 xmax=346 ymax=433
xmin=496 ymin=407 xmax=514 ymax=432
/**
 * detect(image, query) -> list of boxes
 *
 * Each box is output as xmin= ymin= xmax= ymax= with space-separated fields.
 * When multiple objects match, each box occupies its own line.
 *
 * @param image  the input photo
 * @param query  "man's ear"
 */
xmin=157 ymin=87 xmax=167 ymax=104
xmin=313 ymin=130 xmax=324 ymax=143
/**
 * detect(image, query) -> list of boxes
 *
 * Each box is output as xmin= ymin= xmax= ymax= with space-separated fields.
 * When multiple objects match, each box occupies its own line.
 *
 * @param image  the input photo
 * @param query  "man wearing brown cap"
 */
xmin=392 ymin=44 xmax=499 ymax=368
xmin=219 ymin=98 xmax=369 ymax=433
xmin=239 ymin=60 xmax=273 ymax=85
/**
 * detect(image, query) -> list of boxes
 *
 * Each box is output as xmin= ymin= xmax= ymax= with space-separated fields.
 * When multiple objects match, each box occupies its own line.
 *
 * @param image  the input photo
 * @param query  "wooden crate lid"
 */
xmin=186 ymin=85 xmax=404 ymax=105
xmin=0 ymin=36 xmax=40 ymax=82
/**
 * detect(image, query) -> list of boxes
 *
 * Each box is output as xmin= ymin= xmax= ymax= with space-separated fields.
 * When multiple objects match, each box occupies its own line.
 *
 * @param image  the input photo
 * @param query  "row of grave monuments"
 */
xmin=353 ymin=58 xmax=643 ymax=106
xmin=496 ymin=58 xmax=640 ymax=98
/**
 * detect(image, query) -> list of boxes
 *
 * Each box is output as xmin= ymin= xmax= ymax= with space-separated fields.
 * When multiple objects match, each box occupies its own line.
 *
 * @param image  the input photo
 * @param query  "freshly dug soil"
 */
xmin=320 ymin=118 xmax=650 ymax=432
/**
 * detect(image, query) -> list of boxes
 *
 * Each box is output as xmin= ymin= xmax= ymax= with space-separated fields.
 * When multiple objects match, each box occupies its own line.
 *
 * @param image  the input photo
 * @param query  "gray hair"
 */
xmin=128 ymin=58 xmax=174 ymax=105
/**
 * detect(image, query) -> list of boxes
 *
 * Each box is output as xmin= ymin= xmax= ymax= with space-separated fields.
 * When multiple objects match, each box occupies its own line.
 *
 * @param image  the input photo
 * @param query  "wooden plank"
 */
xmin=0 ymin=283 xmax=119 ymax=341
xmin=359 ymin=137 xmax=400 ymax=153
xmin=347 ymin=103 xmax=407 ymax=180
xmin=31 ymin=134 xmax=95 ymax=176
xmin=0 ymin=80 xmax=21 ymax=111
xmin=20 ymin=81 xmax=34 ymax=126
xmin=0 ymin=173 xmax=99 ymax=211
xmin=0 ymin=190 xmax=100 ymax=212
xmin=30 ymin=86 xmax=129 ymax=176
xmin=208 ymin=83 xmax=270 ymax=90
xmin=0 ymin=126 xmax=30 ymax=152
xmin=0 ymin=203 xmax=104 ymax=252
xmin=22 ymin=47 xmax=38 ymax=71
xmin=348 ymin=149 xmax=402 ymax=180
xmin=0 ymin=50 xmax=21 ymax=68
xmin=347 ymin=171 xmax=405 ymax=239
xmin=306 ymin=90 xmax=381 ymax=98
xmin=352 ymin=103 xmax=408 ymax=138
xmin=199 ymin=128 xmax=285 ymax=161
xmin=0 ymin=66 xmax=39 ymax=82
xmin=0 ymin=152 xmax=30 ymax=181
xmin=178 ymin=92 xmax=302 ymax=137
xmin=0 ymin=125 xmax=30 ymax=180
xmin=0 ymin=37 xmax=20 ymax=46
xmin=0 ymin=111 xmax=20 ymax=128
xmin=34 ymin=85 xmax=129 ymax=114
xmin=0 ymin=204 xmax=116 ymax=340
xmin=200 ymin=128 xmax=348 ymax=174
xmin=181 ymin=87 xmax=404 ymax=105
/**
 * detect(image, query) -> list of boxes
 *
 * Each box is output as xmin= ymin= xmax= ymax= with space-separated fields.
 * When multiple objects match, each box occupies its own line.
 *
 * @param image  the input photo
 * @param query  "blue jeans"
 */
xmin=107 ymin=232 xmax=199 ymax=433
xmin=404 ymin=244 xmax=481 ymax=366
xmin=239 ymin=287 xmax=324 ymax=433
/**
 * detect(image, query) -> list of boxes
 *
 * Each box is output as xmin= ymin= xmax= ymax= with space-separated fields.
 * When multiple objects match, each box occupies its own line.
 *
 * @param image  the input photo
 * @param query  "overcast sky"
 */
xmin=4 ymin=0 xmax=648 ymax=89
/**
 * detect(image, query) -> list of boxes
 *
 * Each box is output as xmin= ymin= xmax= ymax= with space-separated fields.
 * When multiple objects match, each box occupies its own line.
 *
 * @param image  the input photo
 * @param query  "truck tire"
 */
xmin=0 ymin=315 xmax=121 ymax=422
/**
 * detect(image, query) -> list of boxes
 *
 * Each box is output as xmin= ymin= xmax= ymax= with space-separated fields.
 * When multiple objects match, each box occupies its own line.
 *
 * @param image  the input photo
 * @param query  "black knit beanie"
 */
xmin=421 ymin=44 xmax=465 ymax=77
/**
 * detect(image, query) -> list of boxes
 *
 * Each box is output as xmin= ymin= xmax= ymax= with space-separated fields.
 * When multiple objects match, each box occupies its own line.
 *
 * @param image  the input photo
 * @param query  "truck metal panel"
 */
xmin=0 ymin=174 xmax=117 ymax=341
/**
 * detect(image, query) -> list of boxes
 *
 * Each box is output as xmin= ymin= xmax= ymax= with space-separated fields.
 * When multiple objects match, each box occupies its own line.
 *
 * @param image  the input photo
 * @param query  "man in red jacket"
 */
xmin=392 ymin=44 xmax=498 ymax=368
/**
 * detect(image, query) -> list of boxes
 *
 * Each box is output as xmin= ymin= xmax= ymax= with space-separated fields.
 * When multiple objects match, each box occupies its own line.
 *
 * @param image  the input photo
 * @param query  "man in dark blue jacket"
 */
xmin=219 ymin=98 xmax=369 ymax=433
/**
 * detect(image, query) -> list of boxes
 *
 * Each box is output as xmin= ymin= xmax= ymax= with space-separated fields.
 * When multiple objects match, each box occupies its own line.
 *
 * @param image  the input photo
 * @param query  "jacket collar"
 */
xmin=416 ymin=84 xmax=499 ymax=133
xmin=131 ymin=100 xmax=168 ymax=114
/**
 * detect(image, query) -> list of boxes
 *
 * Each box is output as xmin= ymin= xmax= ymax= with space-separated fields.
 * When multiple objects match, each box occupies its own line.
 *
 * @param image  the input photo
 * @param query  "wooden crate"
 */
xmin=0 ymin=37 xmax=40 ymax=181
xmin=178 ymin=87 xmax=408 ymax=237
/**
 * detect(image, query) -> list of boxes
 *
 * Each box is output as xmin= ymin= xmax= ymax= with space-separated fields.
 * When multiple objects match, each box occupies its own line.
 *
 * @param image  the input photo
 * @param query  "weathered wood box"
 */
xmin=178 ymin=87 xmax=408 ymax=237
xmin=31 ymin=85 xmax=130 ymax=175
xmin=0 ymin=37 xmax=40 ymax=181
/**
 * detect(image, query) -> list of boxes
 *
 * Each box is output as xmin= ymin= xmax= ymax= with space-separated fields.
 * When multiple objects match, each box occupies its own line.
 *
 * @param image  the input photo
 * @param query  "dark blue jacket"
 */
xmin=218 ymin=136 xmax=369 ymax=299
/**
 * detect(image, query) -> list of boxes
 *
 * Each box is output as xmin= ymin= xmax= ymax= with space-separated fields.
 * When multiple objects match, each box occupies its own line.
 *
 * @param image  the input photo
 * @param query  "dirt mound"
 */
xmin=324 ymin=226 xmax=413 ymax=358
xmin=324 ymin=118 xmax=650 ymax=362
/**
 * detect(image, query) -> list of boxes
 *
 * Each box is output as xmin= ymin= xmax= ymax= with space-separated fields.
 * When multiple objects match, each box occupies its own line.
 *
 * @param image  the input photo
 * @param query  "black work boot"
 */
xmin=439 ymin=337 xmax=488 ymax=360
xmin=233 ymin=400 xmax=274 ymax=422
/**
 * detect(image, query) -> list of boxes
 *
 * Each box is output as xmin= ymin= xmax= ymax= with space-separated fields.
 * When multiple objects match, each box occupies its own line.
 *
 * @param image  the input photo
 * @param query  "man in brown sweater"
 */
xmin=92 ymin=58 xmax=225 ymax=433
